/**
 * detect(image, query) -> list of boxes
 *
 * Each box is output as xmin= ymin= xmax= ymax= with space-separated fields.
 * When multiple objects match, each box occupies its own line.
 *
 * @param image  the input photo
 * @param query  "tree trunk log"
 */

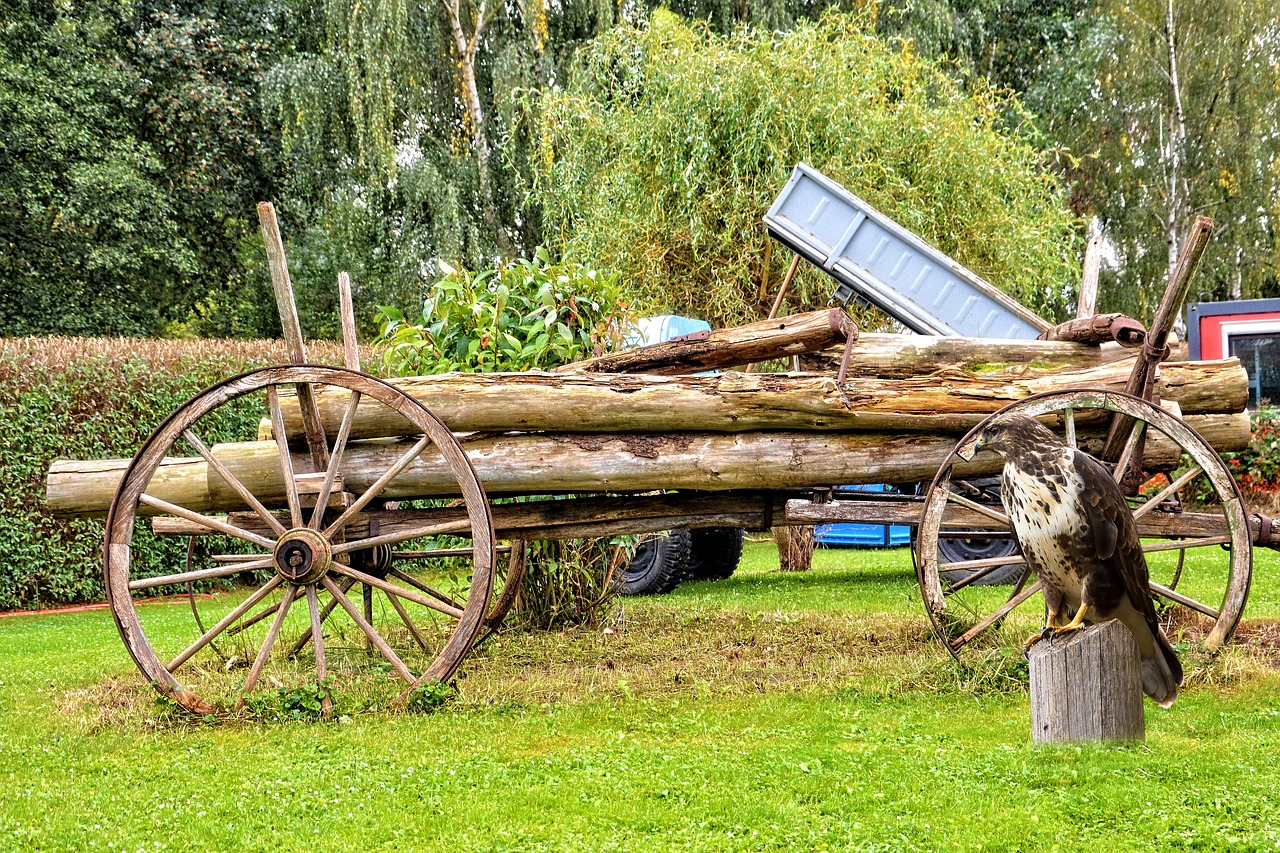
xmin=774 ymin=526 xmax=815 ymax=572
xmin=274 ymin=359 xmax=1247 ymax=440
xmin=1028 ymin=620 xmax=1145 ymax=743
xmin=558 ymin=308 xmax=857 ymax=374
xmin=45 ymin=412 xmax=1248 ymax=518
xmin=799 ymin=333 xmax=1140 ymax=376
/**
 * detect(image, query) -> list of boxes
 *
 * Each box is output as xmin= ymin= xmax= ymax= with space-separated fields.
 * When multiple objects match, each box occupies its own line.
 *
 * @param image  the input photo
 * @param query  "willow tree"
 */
xmin=263 ymin=0 xmax=619 ymax=335
xmin=1029 ymin=0 xmax=1280 ymax=315
xmin=532 ymin=11 xmax=1082 ymax=328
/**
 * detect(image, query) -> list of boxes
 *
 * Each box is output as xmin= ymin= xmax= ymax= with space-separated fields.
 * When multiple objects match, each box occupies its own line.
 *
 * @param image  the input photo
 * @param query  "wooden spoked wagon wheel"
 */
xmin=104 ymin=365 xmax=498 ymax=715
xmin=915 ymin=389 xmax=1252 ymax=659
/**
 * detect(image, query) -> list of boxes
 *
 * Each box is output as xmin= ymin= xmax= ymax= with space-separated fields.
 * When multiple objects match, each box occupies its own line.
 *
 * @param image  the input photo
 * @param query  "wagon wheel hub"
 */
xmin=273 ymin=528 xmax=332 ymax=584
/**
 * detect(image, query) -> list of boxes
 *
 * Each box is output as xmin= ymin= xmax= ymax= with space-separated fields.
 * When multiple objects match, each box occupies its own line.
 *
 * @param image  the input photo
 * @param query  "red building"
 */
xmin=1187 ymin=298 xmax=1280 ymax=408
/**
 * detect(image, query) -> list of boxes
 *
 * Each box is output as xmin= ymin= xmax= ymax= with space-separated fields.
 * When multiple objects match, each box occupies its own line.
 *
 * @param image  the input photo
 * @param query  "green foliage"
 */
xmin=126 ymin=4 xmax=287 ymax=338
xmin=1027 ymin=0 xmax=1280 ymax=316
xmin=0 ymin=337 xmax=349 ymax=610
xmin=532 ymin=11 xmax=1082 ymax=329
xmin=875 ymin=0 xmax=1086 ymax=94
xmin=241 ymin=678 xmax=333 ymax=722
xmin=510 ymin=536 xmax=629 ymax=631
xmin=1223 ymin=404 xmax=1280 ymax=496
xmin=373 ymin=250 xmax=633 ymax=374
xmin=405 ymin=677 xmax=457 ymax=713
xmin=373 ymin=253 xmax=634 ymax=629
xmin=0 ymin=1 xmax=197 ymax=337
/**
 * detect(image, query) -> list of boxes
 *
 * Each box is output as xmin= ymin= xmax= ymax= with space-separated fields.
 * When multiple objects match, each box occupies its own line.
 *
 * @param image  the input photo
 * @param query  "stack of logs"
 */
xmin=45 ymin=307 xmax=1252 ymax=518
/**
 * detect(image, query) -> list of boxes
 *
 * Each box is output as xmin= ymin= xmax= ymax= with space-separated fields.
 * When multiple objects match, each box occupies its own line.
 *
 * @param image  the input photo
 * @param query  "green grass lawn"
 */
xmin=5 ymin=542 xmax=1280 ymax=852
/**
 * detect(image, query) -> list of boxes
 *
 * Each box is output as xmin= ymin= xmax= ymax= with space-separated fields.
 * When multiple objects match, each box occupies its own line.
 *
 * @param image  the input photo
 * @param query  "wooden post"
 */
xmin=1028 ymin=620 xmax=1145 ymax=743
xmin=257 ymin=202 xmax=329 ymax=473
xmin=1077 ymin=234 xmax=1104 ymax=319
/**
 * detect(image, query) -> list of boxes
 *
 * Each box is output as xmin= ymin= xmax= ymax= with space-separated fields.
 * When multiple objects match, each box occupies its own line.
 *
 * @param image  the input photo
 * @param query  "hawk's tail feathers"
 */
xmin=1142 ymin=627 xmax=1183 ymax=708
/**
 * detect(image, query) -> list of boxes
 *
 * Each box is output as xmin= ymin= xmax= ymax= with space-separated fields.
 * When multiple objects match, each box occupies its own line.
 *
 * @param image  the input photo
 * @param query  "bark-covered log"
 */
xmin=798 ymin=333 xmax=1138 ymax=376
xmin=558 ymin=308 xmax=857 ymax=374
xmin=45 ymin=412 xmax=1249 ymax=518
xmin=275 ymin=358 xmax=1248 ymax=439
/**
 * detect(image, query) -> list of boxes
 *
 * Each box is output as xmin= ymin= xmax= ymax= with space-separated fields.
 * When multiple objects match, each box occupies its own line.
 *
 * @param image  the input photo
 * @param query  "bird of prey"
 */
xmin=963 ymin=414 xmax=1183 ymax=707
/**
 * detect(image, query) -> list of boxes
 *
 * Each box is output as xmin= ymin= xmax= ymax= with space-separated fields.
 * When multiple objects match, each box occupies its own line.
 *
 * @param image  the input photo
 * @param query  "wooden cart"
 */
xmin=45 ymin=209 xmax=1279 ymax=716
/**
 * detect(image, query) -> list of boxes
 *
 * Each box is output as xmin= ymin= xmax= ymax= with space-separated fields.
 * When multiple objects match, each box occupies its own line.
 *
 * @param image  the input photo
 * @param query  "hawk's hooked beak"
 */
xmin=956 ymin=434 xmax=985 ymax=462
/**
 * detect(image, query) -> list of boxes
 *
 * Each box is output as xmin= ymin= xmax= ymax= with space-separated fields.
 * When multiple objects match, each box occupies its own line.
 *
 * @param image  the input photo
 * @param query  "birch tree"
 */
xmin=1032 ymin=0 xmax=1280 ymax=315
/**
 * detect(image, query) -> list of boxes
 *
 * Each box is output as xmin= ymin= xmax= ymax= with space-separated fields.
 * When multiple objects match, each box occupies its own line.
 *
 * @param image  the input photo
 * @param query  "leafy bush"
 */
xmin=0 ymin=337 xmax=354 ymax=610
xmin=1224 ymin=405 xmax=1280 ymax=497
xmin=531 ymin=10 xmax=1082 ymax=328
xmin=373 ymin=254 xmax=637 ymax=629
xmin=373 ymin=249 xmax=634 ymax=374
xmin=511 ymin=537 xmax=630 ymax=631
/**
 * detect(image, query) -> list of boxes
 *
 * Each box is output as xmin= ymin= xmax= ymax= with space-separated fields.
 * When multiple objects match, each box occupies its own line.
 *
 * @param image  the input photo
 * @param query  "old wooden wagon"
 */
xmin=45 ymin=181 xmax=1280 ymax=716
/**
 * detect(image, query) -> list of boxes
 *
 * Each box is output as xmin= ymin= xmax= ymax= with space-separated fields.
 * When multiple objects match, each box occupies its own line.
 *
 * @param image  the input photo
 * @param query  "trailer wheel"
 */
xmin=685 ymin=527 xmax=745 ymax=581
xmin=935 ymin=536 xmax=1021 ymax=585
xmin=618 ymin=531 xmax=692 ymax=595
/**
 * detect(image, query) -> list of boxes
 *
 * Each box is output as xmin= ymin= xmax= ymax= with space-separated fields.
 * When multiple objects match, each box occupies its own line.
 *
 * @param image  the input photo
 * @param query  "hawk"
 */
xmin=964 ymin=414 xmax=1183 ymax=707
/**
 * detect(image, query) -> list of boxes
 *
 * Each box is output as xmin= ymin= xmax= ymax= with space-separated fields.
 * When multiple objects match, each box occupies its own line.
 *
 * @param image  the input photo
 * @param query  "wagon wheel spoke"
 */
xmin=362 ymin=583 xmax=376 ymax=651
xmin=168 ymin=576 xmax=285 ymax=673
xmin=266 ymin=385 xmax=304 ymax=529
xmin=286 ymin=575 xmax=356 ymax=658
xmin=1132 ymin=465 xmax=1203 ymax=520
xmin=393 ymin=545 xmax=510 ymax=560
xmin=304 ymin=584 xmax=333 ymax=717
xmin=1064 ymin=406 xmax=1077 ymax=448
xmin=384 ymin=590 xmax=433 ymax=654
xmin=128 ymin=554 xmax=275 ymax=592
xmin=330 ymin=518 xmax=473 ymax=555
xmin=1149 ymin=582 xmax=1220 ymax=619
xmin=138 ymin=494 xmax=276 ymax=551
xmin=387 ymin=566 xmax=466 ymax=612
xmin=320 ymin=575 xmax=416 ymax=684
xmin=940 ymin=554 xmax=1027 ymax=593
xmin=1143 ymin=535 xmax=1233 ymax=553
xmin=328 ymin=563 xmax=465 ymax=619
xmin=184 ymin=428 xmax=288 ymax=537
xmin=225 ymin=595 xmax=290 ymax=638
xmin=323 ymin=434 xmax=434 ymax=540
xmin=308 ymin=389 xmax=362 ymax=531
xmin=944 ymin=490 xmax=1009 ymax=526
xmin=237 ymin=583 xmax=300 ymax=704
xmin=948 ymin=580 xmax=1043 ymax=652
xmin=1110 ymin=418 xmax=1147 ymax=485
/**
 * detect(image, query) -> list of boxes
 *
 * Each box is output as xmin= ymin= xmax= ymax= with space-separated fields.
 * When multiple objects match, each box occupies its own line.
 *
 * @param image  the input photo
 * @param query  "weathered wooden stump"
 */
xmin=1028 ymin=620 xmax=1145 ymax=743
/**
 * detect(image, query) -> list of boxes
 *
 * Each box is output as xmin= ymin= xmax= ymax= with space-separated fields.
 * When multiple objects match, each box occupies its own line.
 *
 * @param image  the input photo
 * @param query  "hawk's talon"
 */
xmin=1022 ymin=625 xmax=1054 ymax=654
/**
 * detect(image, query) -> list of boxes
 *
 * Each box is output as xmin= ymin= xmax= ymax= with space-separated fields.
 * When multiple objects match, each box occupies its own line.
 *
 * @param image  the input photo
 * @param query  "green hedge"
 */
xmin=0 ymin=337 xmax=351 ymax=611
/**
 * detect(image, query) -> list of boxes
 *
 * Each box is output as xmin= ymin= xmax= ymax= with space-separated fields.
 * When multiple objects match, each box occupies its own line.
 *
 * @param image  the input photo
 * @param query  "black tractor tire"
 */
xmin=684 ymin=527 xmax=746 ymax=581
xmin=617 ymin=530 xmax=693 ymax=595
xmin=936 ymin=535 xmax=1022 ymax=586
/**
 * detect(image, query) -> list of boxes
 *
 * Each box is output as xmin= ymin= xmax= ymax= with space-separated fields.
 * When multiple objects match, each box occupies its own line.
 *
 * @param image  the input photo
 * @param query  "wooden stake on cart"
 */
xmin=1102 ymin=215 xmax=1214 ymax=471
xmin=257 ymin=202 xmax=330 ymax=473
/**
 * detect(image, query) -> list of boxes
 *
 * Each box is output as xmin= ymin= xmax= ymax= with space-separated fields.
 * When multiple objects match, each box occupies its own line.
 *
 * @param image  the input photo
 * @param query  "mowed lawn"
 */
xmin=4 ymin=542 xmax=1280 ymax=852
